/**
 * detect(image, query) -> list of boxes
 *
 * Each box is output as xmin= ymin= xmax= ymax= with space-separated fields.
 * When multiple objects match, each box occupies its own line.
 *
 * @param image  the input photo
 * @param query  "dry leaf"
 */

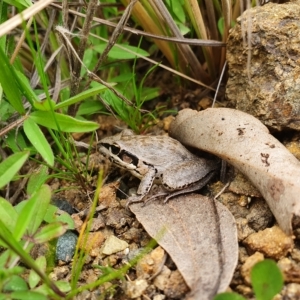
xmin=170 ymin=108 xmax=300 ymax=235
xmin=129 ymin=194 xmax=238 ymax=300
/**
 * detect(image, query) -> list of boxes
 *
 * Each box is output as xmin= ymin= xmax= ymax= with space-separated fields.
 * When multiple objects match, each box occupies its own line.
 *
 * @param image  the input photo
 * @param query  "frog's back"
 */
xmin=119 ymin=135 xmax=197 ymax=165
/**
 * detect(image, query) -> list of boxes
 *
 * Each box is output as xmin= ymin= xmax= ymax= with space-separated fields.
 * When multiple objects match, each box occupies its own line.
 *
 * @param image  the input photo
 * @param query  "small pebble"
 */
xmin=125 ymin=279 xmax=148 ymax=298
xmin=243 ymin=225 xmax=294 ymax=259
xmin=101 ymin=235 xmax=129 ymax=255
xmin=56 ymin=231 xmax=78 ymax=262
xmin=281 ymin=283 xmax=300 ymax=299
xmin=278 ymin=257 xmax=300 ymax=283
xmin=241 ymin=252 xmax=264 ymax=284
xmin=136 ymin=246 xmax=166 ymax=279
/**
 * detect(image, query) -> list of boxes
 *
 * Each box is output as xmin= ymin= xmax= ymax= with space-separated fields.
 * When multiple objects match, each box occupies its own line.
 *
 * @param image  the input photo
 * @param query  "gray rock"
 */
xmin=226 ymin=1 xmax=300 ymax=131
xmin=56 ymin=231 xmax=78 ymax=262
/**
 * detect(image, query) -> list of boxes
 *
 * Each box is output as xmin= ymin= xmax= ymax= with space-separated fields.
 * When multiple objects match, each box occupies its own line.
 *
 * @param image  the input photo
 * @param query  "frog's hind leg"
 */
xmin=164 ymin=171 xmax=216 ymax=203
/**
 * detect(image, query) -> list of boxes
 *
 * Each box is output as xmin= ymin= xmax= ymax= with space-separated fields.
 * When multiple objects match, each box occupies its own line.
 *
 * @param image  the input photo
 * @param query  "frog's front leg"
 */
xmin=127 ymin=167 xmax=157 ymax=205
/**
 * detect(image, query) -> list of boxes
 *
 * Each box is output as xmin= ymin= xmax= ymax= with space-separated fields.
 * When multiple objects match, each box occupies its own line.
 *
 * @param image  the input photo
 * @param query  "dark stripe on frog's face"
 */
xmin=101 ymin=142 xmax=139 ymax=168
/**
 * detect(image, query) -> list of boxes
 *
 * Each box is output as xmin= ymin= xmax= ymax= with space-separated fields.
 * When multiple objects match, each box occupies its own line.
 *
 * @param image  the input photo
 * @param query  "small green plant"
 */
xmin=0 ymin=155 xmax=74 ymax=299
xmin=214 ymin=259 xmax=284 ymax=300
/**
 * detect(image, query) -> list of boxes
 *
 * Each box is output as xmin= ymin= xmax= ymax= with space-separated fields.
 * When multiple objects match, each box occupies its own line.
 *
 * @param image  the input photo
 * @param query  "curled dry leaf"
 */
xmin=170 ymin=108 xmax=300 ymax=235
xmin=129 ymin=194 xmax=238 ymax=300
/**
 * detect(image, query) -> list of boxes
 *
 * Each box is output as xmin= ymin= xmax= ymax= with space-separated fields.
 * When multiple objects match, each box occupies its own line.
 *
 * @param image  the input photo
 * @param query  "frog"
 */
xmin=98 ymin=129 xmax=218 ymax=205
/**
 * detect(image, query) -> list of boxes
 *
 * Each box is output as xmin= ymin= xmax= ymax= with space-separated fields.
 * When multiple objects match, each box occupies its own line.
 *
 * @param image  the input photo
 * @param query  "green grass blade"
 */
xmin=26 ymin=165 xmax=48 ymax=196
xmin=93 ymin=44 xmax=149 ymax=60
xmin=29 ymin=111 xmax=99 ymax=132
xmin=23 ymin=118 xmax=54 ymax=166
xmin=0 ymin=151 xmax=29 ymax=188
xmin=54 ymin=84 xmax=115 ymax=110
xmin=14 ymin=185 xmax=51 ymax=239
xmin=0 ymin=46 xmax=24 ymax=114
xmin=3 ymin=0 xmax=31 ymax=9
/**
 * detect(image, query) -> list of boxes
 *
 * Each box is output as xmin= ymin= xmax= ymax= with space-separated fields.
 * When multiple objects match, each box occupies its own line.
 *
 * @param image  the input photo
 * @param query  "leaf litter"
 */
xmin=129 ymin=193 xmax=238 ymax=300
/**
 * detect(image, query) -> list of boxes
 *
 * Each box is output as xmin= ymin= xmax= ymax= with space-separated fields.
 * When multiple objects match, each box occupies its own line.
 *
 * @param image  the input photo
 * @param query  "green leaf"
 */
xmin=0 ymin=219 xmax=59 ymax=296
xmin=33 ymin=99 xmax=56 ymax=111
xmin=56 ymin=214 xmax=75 ymax=230
xmin=54 ymin=84 xmax=113 ymax=110
xmin=14 ymin=185 xmax=51 ymax=240
xmin=26 ymin=165 xmax=49 ymax=195
xmin=214 ymin=292 xmax=246 ymax=300
xmin=5 ymin=130 xmax=31 ymax=153
xmin=93 ymin=44 xmax=149 ymax=60
xmin=55 ymin=281 xmax=72 ymax=293
xmin=165 ymin=0 xmax=185 ymax=23
xmin=0 ymin=197 xmax=18 ymax=233
xmin=10 ymin=291 xmax=48 ymax=300
xmin=29 ymin=256 xmax=46 ymax=289
xmin=29 ymin=111 xmax=99 ymax=132
xmin=0 ymin=265 xmax=23 ymax=276
xmin=76 ymin=100 xmax=105 ymax=116
xmin=3 ymin=0 xmax=31 ymax=9
xmin=16 ymin=70 xmax=41 ymax=107
xmin=0 ymin=47 xmax=24 ymax=114
xmin=0 ymin=99 xmax=15 ymax=121
xmin=3 ymin=275 xmax=28 ymax=292
xmin=23 ymin=118 xmax=54 ymax=166
xmin=0 ymin=151 xmax=29 ymax=188
xmin=251 ymin=259 xmax=283 ymax=300
xmin=43 ymin=204 xmax=75 ymax=230
xmin=34 ymin=222 xmax=67 ymax=244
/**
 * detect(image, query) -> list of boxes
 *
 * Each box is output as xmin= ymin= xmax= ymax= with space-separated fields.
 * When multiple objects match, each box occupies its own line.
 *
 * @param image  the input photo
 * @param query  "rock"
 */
xmin=90 ymin=216 xmax=105 ymax=231
xmin=236 ymin=218 xmax=255 ymax=241
xmin=243 ymin=225 xmax=294 ymax=259
xmin=125 ymin=279 xmax=148 ymax=298
xmin=56 ymin=231 xmax=78 ymax=262
xmin=163 ymin=270 xmax=189 ymax=299
xmin=228 ymin=171 xmax=261 ymax=198
xmin=278 ymin=257 xmax=300 ymax=283
xmin=285 ymin=136 xmax=300 ymax=160
xmin=105 ymin=208 xmax=131 ymax=229
xmin=217 ymin=191 xmax=250 ymax=219
xmin=235 ymin=284 xmax=253 ymax=299
xmin=226 ymin=1 xmax=300 ymax=131
xmin=136 ymin=246 xmax=166 ymax=279
xmin=291 ymin=248 xmax=300 ymax=263
xmin=246 ymin=199 xmax=274 ymax=231
xmin=153 ymin=266 xmax=171 ymax=291
xmin=78 ymin=231 xmax=105 ymax=257
xmin=49 ymin=265 xmax=69 ymax=281
xmin=241 ymin=252 xmax=264 ymax=284
xmin=281 ymin=283 xmax=300 ymax=299
xmin=101 ymin=235 xmax=129 ymax=255
xmin=52 ymin=198 xmax=76 ymax=215
xmin=121 ymin=227 xmax=142 ymax=243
